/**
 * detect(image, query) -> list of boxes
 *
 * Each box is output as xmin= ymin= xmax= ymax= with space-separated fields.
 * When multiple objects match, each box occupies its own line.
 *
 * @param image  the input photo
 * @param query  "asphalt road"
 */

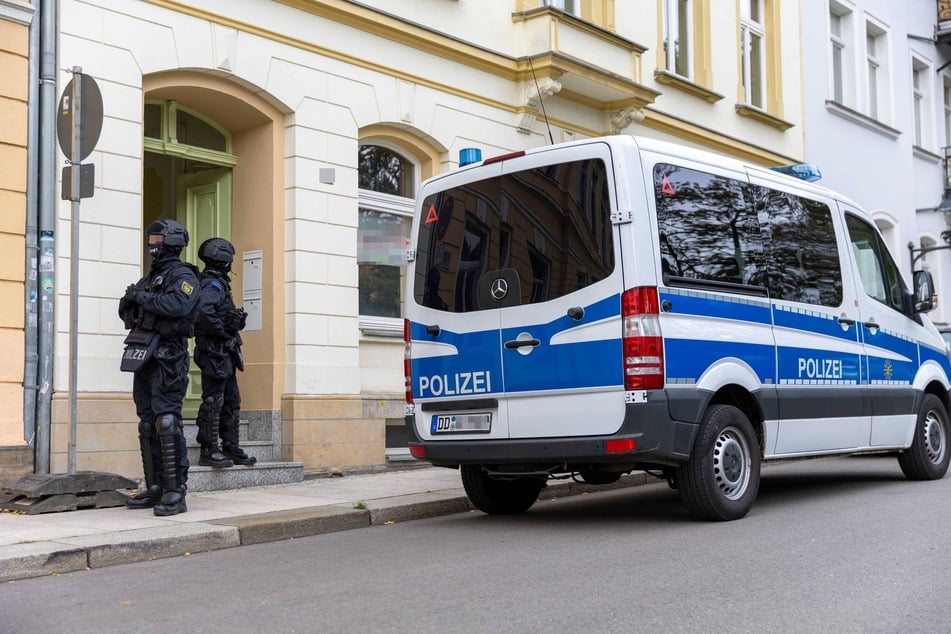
xmin=3 ymin=455 xmax=951 ymax=633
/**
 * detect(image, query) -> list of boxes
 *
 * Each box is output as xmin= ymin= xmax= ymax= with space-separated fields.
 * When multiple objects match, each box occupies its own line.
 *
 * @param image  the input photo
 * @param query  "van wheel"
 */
xmin=677 ymin=405 xmax=760 ymax=521
xmin=898 ymin=394 xmax=951 ymax=480
xmin=461 ymin=465 xmax=544 ymax=515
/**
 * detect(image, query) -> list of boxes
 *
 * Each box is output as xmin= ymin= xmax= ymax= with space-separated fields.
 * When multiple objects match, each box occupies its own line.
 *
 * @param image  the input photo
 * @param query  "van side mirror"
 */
xmin=912 ymin=270 xmax=936 ymax=313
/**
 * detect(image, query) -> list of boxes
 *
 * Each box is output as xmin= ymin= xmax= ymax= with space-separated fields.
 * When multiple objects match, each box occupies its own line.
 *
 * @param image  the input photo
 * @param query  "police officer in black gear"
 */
xmin=119 ymin=218 xmax=200 ymax=515
xmin=194 ymin=237 xmax=257 ymax=467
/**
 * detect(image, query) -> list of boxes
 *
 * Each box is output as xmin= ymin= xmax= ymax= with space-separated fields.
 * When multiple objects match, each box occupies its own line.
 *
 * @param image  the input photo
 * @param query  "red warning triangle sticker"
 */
xmin=425 ymin=203 xmax=439 ymax=224
xmin=661 ymin=176 xmax=675 ymax=195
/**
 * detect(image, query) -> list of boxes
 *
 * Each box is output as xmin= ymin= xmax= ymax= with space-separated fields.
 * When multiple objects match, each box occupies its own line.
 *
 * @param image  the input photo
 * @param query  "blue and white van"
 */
xmin=403 ymin=135 xmax=951 ymax=521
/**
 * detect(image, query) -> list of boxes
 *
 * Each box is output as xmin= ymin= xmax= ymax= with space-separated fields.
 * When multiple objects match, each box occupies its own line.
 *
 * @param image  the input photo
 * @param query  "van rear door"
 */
xmin=496 ymin=143 xmax=626 ymax=439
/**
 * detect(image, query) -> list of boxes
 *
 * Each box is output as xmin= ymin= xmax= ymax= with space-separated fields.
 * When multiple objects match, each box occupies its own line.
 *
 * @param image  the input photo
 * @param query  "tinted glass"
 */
xmin=756 ymin=187 xmax=842 ymax=306
xmin=654 ymin=163 xmax=765 ymax=288
xmin=846 ymin=214 xmax=906 ymax=311
xmin=413 ymin=159 xmax=614 ymax=313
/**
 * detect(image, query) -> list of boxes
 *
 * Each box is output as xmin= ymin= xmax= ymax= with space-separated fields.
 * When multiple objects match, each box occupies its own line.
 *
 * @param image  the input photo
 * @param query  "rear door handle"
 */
xmin=504 ymin=338 xmax=540 ymax=349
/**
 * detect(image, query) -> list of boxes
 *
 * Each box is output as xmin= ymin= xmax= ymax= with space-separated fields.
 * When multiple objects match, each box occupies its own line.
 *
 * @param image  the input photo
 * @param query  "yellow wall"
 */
xmin=0 ymin=18 xmax=28 ymax=449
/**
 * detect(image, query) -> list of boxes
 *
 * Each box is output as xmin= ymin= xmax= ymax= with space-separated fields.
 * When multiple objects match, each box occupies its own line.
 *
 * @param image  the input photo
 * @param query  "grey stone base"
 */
xmin=186 ymin=462 xmax=303 ymax=492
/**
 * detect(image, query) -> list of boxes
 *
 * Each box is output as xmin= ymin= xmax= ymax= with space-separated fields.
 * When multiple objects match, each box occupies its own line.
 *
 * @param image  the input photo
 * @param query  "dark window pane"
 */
xmin=654 ymin=163 xmax=765 ymax=288
xmin=358 ymin=208 xmax=410 ymax=317
xmin=144 ymin=103 xmax=162 ymax=139
xmin=359 ymin=145 xmax=411 ymax=195
xmin=413 ymin=158 xmax=614 ymax=312
xmin=757 ymin=188 xmax=842 ymax=306
xmin=175 ymin=109 xmax=227 ymax=152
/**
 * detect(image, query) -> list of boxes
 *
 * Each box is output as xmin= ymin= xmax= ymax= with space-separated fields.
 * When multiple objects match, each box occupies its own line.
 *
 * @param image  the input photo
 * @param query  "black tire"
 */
xmin=677 ymin=404 xmax=760 ymax=521
xmin=460 ymin=465 xmax=544 ymax=515
xmin=898 ymin=393 xmax=950 ymax=480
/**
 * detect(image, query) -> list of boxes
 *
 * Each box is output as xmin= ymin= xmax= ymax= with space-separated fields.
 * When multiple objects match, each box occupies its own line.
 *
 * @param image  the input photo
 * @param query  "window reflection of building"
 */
xmin=414 ymin=158 xmax=613 ymax=312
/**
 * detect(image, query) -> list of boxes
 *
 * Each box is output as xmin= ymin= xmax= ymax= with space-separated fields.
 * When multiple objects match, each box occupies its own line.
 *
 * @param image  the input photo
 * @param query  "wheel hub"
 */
xmin=713 ymin=428 xmax=750 ymax=500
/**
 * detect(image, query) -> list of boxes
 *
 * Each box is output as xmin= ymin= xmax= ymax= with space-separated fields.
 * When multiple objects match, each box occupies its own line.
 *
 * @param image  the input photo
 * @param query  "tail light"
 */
xmin=403 ymin=319 xmax=414 ymax=404
xmin=621 ymin=286 xmax=664 ymax=390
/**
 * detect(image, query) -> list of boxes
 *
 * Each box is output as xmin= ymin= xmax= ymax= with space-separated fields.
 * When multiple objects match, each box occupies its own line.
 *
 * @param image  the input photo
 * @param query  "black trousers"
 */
xmin=132 ymin=340 xmax=190 ymax=489
xmin=198 ymin=370 xmax=242 ymax=447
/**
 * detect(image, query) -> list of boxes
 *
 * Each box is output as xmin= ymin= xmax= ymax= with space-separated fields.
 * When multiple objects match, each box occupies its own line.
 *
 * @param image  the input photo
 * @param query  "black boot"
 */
xmin=222 ymin=443 xmax=257 ymax=466
xmin=128 ymin=421 xmax=163 ymax=508
xmin=154 ymin=414 xmax=188 ymax=516
xmin=125 ymin=484 xmax=162 ymax=509
xmin=197 ymin=395 xmax=233 ymax=467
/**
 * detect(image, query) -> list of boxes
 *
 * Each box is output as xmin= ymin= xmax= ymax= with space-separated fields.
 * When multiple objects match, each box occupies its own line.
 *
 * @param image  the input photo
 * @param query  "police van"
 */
xmin=403 ymin=135 xmax=951 ymax=521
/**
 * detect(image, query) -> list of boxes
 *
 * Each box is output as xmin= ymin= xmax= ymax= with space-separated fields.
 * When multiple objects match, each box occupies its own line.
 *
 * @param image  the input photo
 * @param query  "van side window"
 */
xmin=653 ymin=164 xmax=765 ymax=289
xmin=846 ymin=214 xmax=907 ymax=311
xmin=755 ymin=187 xmax=843 ymax=307
xmin=413 ymin=158 xmax=614 ymax=312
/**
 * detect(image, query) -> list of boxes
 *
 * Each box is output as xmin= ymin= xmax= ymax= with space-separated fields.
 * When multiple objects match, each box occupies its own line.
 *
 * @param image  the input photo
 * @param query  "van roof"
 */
xmin=436 ymin=134 xmax=864 ymax=212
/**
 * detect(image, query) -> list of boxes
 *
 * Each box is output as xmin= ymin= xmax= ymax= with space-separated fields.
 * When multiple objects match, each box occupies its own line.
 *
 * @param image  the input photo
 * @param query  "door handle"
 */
xmin=504 ymin=338 xmax=540 ymax=349
xmin=837 ymin=315 xmax=855 ymax=326
xmin=863 ymin=320 xmax=880 ymax=332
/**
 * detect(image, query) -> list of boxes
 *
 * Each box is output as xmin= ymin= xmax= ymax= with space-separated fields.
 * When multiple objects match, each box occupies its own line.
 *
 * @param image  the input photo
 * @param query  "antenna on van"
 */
xmin=528 ymin=57 xmax=555 ymax=145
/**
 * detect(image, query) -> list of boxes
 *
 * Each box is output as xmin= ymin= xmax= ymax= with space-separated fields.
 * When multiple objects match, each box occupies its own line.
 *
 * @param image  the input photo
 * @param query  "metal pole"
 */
xmin=68 ymin=67 xmax=82 ymax=475
xmin=35 ymin=0 xmax=58 ymax=474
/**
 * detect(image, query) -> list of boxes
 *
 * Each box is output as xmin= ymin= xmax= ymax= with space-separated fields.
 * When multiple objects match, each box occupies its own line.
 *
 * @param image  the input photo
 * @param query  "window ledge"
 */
xmin=912 ymin=145 xmax=942 ymax=163
xmin=825 ymin=100 xmax=900 ymax=139
xmin=359 ymin=316 xmax=403 ymax=338
xmin=734 ymin=104 xmax=794 ymax=131
xmin=653 ymin=71 xmax=724 ymax=103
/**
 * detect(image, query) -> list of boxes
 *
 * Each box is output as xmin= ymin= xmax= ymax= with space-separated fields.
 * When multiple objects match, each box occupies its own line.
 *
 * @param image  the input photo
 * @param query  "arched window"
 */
xmin=358 ymin=144 xmax=415 ymax=334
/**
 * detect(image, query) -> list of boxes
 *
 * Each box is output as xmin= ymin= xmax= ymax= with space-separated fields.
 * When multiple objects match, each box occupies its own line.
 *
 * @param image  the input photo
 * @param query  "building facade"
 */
xmin=0 ymin=0 xmax=33 ymax=482
xmin=801 ymin=0 xmax=951 ymax=329
xmin=3 ymin=0 xmax=806 ymax=480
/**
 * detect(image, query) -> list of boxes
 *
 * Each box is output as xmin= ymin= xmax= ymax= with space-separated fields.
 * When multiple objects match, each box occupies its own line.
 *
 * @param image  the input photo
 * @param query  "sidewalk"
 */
xmin=0 ymin=465 xmax=650 ymax=582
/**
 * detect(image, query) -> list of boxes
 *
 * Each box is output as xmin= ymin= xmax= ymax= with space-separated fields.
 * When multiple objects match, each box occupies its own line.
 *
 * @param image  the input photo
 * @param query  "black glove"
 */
xmin=124 ymin=284 xmax=148 ymax=305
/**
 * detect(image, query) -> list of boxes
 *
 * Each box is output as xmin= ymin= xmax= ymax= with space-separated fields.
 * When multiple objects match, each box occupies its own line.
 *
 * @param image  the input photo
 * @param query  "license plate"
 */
xmin=431 ymin=413 xmax=492 ymax=434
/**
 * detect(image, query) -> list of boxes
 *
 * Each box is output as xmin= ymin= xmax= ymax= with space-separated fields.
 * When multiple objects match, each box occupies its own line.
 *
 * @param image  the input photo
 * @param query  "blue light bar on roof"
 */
xmin=770 ymin=163 xmax=822 ymax=182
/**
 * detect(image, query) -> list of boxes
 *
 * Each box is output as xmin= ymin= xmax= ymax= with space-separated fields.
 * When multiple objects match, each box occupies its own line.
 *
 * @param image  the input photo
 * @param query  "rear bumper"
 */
xmin=405 ymin=393 xmax=698 ymax=468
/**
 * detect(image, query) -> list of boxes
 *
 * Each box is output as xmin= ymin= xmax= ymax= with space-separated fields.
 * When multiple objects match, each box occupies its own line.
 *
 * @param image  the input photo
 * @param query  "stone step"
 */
xmin=185 ymin=440 xmax=275 ymax=464
xmin=187 ymin=461 xmax=304 ymax=492
xmin=182 ymin=420 xmax=249 ymax=443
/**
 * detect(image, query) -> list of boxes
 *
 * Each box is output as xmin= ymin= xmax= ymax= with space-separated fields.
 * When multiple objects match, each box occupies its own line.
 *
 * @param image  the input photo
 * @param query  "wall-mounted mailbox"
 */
xmin=242 ymin=249 xmax=263 ymax=332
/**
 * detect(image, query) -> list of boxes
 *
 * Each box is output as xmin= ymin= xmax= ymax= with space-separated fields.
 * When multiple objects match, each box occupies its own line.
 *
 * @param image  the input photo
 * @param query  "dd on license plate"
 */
xmin=431 ymin=413 xmax=491 ymax=434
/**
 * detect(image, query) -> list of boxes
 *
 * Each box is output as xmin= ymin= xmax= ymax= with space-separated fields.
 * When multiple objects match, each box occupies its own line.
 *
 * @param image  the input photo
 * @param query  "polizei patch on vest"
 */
xmin=181 ymin=280 xmax=194 ymax=295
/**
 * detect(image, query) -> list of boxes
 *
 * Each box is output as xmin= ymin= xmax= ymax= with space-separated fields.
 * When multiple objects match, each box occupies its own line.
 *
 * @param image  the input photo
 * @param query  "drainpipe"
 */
xmin=34 ymin=0 xmax=58 ymax=474
xmin=23 ymin=0 xmax=40 ymax=449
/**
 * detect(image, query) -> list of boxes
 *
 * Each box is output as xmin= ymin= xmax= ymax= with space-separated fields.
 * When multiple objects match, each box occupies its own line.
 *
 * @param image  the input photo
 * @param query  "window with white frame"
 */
xmin=663 ymin=0 xmax=692 ymax=78
xmin=740 ymin=0 xmax=765 ymax=108
xmin=911 ymin=57 xmax=933 ymax=150
xmin=358 ymin=144 xmax=415 ymax=334
xmin=865 ymin=20 xmax=889 ymax=122
xmin=542 ymin=0 xmax=581 ymax=16
xmin=829 ymin=1 xmax=854 ymax=106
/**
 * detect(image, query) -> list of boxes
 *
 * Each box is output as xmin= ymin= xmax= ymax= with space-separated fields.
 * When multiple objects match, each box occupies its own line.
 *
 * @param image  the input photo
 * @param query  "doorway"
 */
xmin=143 ymin=100 xmax=237 ymax=418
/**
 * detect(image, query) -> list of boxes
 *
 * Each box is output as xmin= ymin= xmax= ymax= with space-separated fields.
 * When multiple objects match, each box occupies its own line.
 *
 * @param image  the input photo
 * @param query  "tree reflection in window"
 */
xmin=359 ymin=145 xmax=410 ymax=195
xmin=654 ymin=164 xmax=764 ymax=287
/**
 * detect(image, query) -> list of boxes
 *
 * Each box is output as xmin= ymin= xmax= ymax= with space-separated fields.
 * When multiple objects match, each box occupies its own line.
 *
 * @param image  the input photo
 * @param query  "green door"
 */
xmin=177 ymin=168 xmax=233 ymax=419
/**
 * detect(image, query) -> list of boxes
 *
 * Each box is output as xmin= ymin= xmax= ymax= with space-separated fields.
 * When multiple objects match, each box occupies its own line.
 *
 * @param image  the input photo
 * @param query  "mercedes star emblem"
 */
xmin=491 ymin=277 xmax=508 ymax=300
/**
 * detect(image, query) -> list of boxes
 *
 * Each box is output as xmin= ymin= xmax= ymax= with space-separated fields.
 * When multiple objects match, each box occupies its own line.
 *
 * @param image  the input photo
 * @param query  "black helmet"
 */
xmin=198 ymin=237 xmax=236 ymax=269
xmin=146 ymin=218 xmax=189 ymax=248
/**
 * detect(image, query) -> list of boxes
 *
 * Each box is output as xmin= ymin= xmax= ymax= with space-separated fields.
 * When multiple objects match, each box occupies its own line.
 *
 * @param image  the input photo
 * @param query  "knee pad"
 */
xmin=204 ymin=393 xmax=224 ymax=408
xmin=156 ymin=413 xmax=178 ymax=435
xmin=138 ymin=420 xmax=153 ymax=436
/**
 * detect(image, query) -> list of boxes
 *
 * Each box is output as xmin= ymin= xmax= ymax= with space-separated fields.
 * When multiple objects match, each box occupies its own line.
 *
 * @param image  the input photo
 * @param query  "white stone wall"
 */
xmin=57 ymin=0 xmax=810 ymax=398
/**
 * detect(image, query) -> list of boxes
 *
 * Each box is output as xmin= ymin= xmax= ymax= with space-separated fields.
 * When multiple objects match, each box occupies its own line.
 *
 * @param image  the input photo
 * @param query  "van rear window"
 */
xmin=413 ymin=159 xmax=614 ymax=313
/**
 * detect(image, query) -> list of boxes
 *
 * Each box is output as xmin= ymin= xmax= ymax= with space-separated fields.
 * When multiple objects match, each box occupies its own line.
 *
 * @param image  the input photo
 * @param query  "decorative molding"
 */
xmin=734 ymin=104 xmax=794 ymax=131
xmin=0 ymin=0 xmax=34 ymax=25
xmin=609 ymin=107 xmax=645 ymax=134
xmin=653 ymin=71 xmax=724 ymax=104
xmin=825 ymin=100 xmax=901 ymax=139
